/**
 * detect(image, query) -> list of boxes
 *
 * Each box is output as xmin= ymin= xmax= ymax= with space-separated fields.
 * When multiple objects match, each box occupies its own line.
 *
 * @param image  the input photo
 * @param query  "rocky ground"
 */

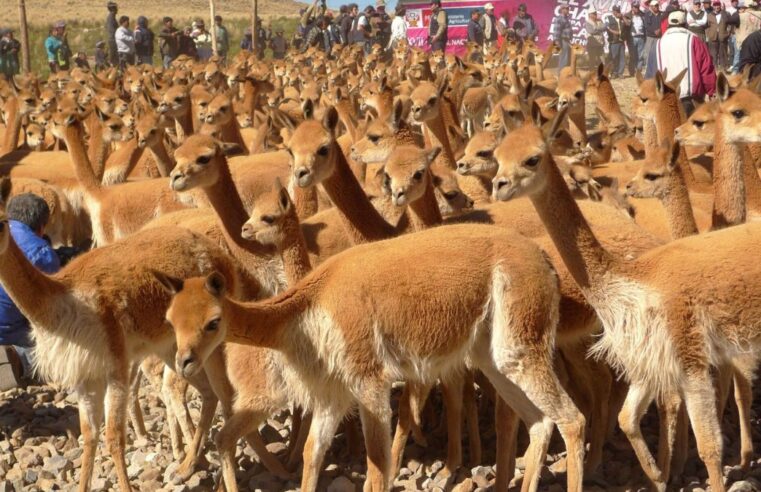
xmin=0 ymin=373 xmax=759 ymax=492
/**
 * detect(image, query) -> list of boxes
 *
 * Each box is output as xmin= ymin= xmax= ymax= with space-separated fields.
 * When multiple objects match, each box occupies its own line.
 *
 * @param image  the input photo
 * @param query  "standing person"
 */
xmin=647 ymin=10 xmax=715 ymax=116
xmin=707 ymin=1 xmax=731 ymax=72
xmin=587 ymin=9 xmax=606 ymax=70
xmin=106 ymin=1 xmax=119 ymax=67
xmin=687 ymin=0 xmax=708 ymax=41
xmin=628 ymin=2 xmax=646 ymax=72
xmin=351 ymin=5 xmax=374 ymax=51
xmin=303 ymin=16 xmax=337 ymax=55
xmin=215 ymin=15 xmax=230 ymax=60
xmin=191 ymin=20 xmax=213 ymax=61
xmin=481 ymin=3 xmax=498 ymax=50
xmin=269 ymin=27 xmax=289 ymax=59
xmin=496 ymin=10 xmax=511 ymax=44
xmin=642 ymin=0 xmax=664 ymax=69
xmin=429 ymin=0 xmax=448 ymax=52
xmin=468 ymin=9 xmax=484 ymax=47
xmin=737 ymin=1 xmax=761 ymax=59
xmin=607 ymin=6 xmax=626 ymax=77
xmin=388 ymin=5 xmax=407 ymax=51
xmin=552 ymin=3 xmax=573 ymax=72
xmin=94 ymin=40 xmax=108 ymax=71
xmin=341 ymin=4 xmax=357 ymax=46
xmin=335 ymin=5 xmax=349 ymax=45
xmin=240 ymin=27 xmax=254 ymax=52
xmin=45 ymin=26 xmax=62 ymax=73
xmin=0 ymin=194 xmax=60 ymax=391
xmin=115 ymin=15 xmax=135 ymax=69
xmin=134 ymin=16 xmax=154 ymax=66
xmin=513 ymin=3 xmax=537 ymax=43
xmin=374 ymin=0 xmax=392 ymax=49
xmin=179 ymin=26 xmax=197 ymax=58
xmin=159 ymin=17 xmax=180 ymax=68
xmin=739 ymin=21 xmax=761 ymax=79
xmin=0 ymin=29 xmax=20 ymax=80
xmin=727 ymin=0 xmax=742 ymax=72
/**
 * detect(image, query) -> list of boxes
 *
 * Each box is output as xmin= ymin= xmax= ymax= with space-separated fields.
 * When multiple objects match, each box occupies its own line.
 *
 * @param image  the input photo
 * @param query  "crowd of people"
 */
xmin=550 ymin=0 xmax=761 ymax=81
xmin=466 ymin=2 xmax=538 ymax=51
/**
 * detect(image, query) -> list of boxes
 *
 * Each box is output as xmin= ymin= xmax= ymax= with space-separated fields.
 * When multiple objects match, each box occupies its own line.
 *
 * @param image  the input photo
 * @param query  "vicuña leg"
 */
xmin=104 ymin=370 xmax=132 ymax=492
xmin=301 ymin=403 xmax=348 ymax=492
xmin=494 ymin=396 xmax=519 ymax=491
xmin=358 ymin=384 xmax=393 ymax=492
xmin=214 ymin=408 xmax=267 ymax=492
xmin=463 ymin=371 xmax=482 ymax=467
xmin=733 ymin=356 xmax=758 ymax=470
xmin=76 ymin=379 xmax=106 ymax=492
xmin=618 ymin=382 xmax=665 ymax=490
xmin=441 ymin=374 xmax=464 ymax=478
xmin=683 ymin=372 xmax=726 ymax=492
xmin=127 ymin=363 xmax=149 ymax=444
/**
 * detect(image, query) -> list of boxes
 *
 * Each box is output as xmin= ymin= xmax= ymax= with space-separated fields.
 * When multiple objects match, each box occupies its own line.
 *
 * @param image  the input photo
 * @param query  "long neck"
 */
xmin=204 ymin=158 xmax=276 ymax=261
xmin=104 ymin=139 xmax=145 ymax=184
xmin=655 ymin=95 xmax=698 ymax=188
xmin=63 ymin=123 xmax=103 ymax=193
xmin=395 ymin=125 xmax=418 ymax=146
xmin=642 ymin=119 xmax=658 ymax=160
xmin=568 ymin=98 xmax=587 ymax=143
xmin=569 ymin=49 xmax=578 ymax=75
xmin=222 ymin=286 xmax=309 ymax=349
xmin=1 ymin=99 xmax=22 ymax=155
xmin=336 ymin=101 xmax=359 ymax=143
xmin=424 ymin=115 xmax=456 ymax=169
xmin=742 ymin=147 xmax=761 ymax=216
xmin=661 ymin=165 xmax=700 ymax=239
xmin=250 ymin=125 xmax=268 ymax=154
xmin=279 ymin=208 xmax=313 ymax=284
xmin=87 ymin=121 xmax=109 ymax=182
xmin=530 ymin=153 xmax=618 ymax=298
xmin=711 ymin=117 xmax=747 ymax=229
xmin=147 ymin=134 xmax=175 ymax=177
xmin=242 ymin=81 xmax=259 ymax=121
xmin=221 ymin=118 xmax=248 ymax=153
xmin=408 ymin=174 xmax=443 ymax=230
xmin=0 ymin=232 xmax=68 ymax=330
xmin=598 ymin=80 xmax=622 ymax=116
xmin=175 ymin=110 xmax=194 ymax=140
xmin=292 ymin=183 xmax=319 ymax=220
xmin=320 ymin=142 xmax=397 ymax=243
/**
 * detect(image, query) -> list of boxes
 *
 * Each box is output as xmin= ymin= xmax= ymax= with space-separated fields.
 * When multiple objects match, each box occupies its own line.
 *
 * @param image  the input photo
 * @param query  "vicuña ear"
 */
xmin=302 ymin=98 xmax=315 ymax=120
xmin=668 ymin=140 xmax=681 ymax=171
xmin=0 ymin=178 xmax=12 ymax=206
xmin=323 ymin=106 xmax=339 ymax=134
xmin=204 ymin=271 xmax=226 ymax=297
xmin=218 ymin=141 xmax=245 ymax=156
xmin=426 ymin=146 xmax=442 ymax=165
xmin=716 ymin=72 xmax=731 ymax=102
xmin=151 ymin=270 xmax=184 ymax=295
xmin=390 ymin=98 xmax=404 ymax=131
xmin=273 ymin=177 xmax=291 ymax=212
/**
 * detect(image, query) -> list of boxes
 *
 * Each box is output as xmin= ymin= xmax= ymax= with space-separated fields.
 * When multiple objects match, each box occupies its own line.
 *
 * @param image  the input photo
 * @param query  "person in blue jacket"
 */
xmin=0 ymin=194 xmax=61 ymax=391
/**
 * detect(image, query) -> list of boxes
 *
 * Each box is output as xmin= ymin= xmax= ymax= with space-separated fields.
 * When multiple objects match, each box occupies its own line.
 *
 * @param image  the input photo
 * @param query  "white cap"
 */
xmin=650 ymin=0 xmax=659 ymax=5
xmin=668 ymin=10 xmax=687 ymax=24
xmin=588 ymin=7 xmax=597 ymax=13
xmin=484 ymin=2 xmax=494 ymax=9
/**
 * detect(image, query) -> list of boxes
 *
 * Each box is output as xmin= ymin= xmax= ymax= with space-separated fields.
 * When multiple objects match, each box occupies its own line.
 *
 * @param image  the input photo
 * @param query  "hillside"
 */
xmin=0 ymin=0 xmax=306 ymax=27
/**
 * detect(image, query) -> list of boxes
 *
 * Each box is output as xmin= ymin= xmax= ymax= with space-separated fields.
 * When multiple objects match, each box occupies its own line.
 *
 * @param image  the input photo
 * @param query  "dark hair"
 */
xmin=348 ymin=3 xmax=358 ymax=10
xmin=432 ymin=0 xmax=442 ymax=5
xmin=7 ymin=194 xmax=50 ymax=232
xmin=340 ymin=5 xmax=348 ymax=13
xmin=214 ymin=15 xmax=222 ymax=22
xmin=119 ymin=15 xmax=129 ymax=24
xmin=395 ymin=5 xmax=406 ymax=15
xmin=471 ymin=9 xmax=480 ymax=15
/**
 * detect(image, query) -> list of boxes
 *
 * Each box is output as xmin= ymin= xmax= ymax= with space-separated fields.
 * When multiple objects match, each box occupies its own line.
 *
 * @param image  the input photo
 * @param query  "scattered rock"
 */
xmin=729 ymin=479 xmax=761 ymax=492
xmin=327 ymin=476 xmax=355 ymax=492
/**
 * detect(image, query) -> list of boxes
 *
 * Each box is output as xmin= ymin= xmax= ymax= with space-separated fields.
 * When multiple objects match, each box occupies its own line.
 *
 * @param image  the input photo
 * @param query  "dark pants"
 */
xmin=108 ymin=40 xmax=118 ymax=66
xmin=709 ymin=39 xmax=728 ymax=70
xmin=273 ymin=51 xmax=286 ymax=59
xmin=588 ymin=44 xmax=605 ymax=70
xmin=432 ymin=39 xmax=447 ymax=52
xmin=608 ymin=42 xmax=625 ymax=76
xmin=557 ymin=41 xmax=571 ymax=73
xmin=625 ymin=36 xmax=637 ymax=75
xmin=632 ymin=36 xmax=646 ymax=71
xmin=118 ymin=52 xmax=135 ymax=70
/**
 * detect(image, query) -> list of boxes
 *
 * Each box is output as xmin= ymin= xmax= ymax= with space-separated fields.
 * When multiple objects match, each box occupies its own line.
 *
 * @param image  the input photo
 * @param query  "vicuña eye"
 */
xmin=525 ymin=156 xmax=541 ymax=167
xmin=205 ymin=319 xmax=220 ymax=332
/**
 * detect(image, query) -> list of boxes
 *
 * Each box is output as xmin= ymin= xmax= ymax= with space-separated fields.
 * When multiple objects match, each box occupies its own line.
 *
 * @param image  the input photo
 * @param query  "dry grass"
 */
xmin=1 ymin=0 xmax=305 ymax=27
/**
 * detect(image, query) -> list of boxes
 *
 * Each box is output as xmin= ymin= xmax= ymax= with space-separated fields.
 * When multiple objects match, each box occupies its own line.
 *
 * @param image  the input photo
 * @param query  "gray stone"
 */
xmin=327 ymin=476 xmax=355 ymax=492
xmin=43 ymin=455 xmax=72 ymax=474
xmin=729 ymin=479 xmax=761 ymax=492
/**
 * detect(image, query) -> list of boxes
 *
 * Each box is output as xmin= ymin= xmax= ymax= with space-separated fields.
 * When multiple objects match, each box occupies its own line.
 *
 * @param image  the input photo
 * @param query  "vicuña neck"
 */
xmin=0 ymin=232 xmax=68 ymax=330
xmin=204 ymin=157 xmax=276 ymax=263
xmin=655 ymin=95 xmax=700 ymax=189
xmin=598 ymin=80 xmax=622 ymax=117
xmin=222 ymin=287 xmax=309 ymax=349
xmin=148 ymin=133 xmax=175 ymax=177
xmin=642 ymin=119 xmax=658 ymax=160
xmin=711 ymin=118 xmax=747 ymax=229
xmin=424 ymin=116 xmax=456 ymax=169
xmin=335 ymin=100 xmax=359 ymax=143
xmin=279 ymin=208 xmax=313 ymax=284
xmin=661 ymin=165 xmax=700 ymax=239
xmin=1 ymin=99 xmax=22 ymax=155
xmin=742 ymin=147 xmax=761 ymax=217
xmin=319 ymin=142 xmax=397 ymax=244
xmin=63 ymin=123 xmax=104 ymax=194
xmin=408 ymin=174 xmax=443 ymax=230
xmin=220 ymin=119 xmax=248 ymax=153
xmin=87 ymin=121 xmax=110 ymax=182
xmin=530 ymin=153 xmax=617 ymax=299
xmin=103 ymin=139 xmax=145 ymax=184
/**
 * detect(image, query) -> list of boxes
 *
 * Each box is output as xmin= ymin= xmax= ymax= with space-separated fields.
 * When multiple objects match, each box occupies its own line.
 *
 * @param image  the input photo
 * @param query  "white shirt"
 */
xmin=388 ymin=16 xmax=407 ymax=48
xmin=115 ymin=26 xmax=135 ymax=54
xmin=687 ymin=9 xmax=708 ymax=29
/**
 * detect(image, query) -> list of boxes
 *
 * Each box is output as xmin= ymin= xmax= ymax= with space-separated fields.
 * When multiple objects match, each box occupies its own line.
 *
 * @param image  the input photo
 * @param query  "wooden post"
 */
xmin=252 ymin=0 xmax=258 ymax=54
xmin=209 ymin=0 xmax=218 ymax=55
xmin=18 ymin=0 xmax=31 ymax=73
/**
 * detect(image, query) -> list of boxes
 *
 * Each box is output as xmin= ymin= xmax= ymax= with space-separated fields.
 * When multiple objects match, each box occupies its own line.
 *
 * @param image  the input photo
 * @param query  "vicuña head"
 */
xmin=170 ymin=134 xmax=239 ymax=192
xmin=287 ymin=101 xmax=340 ymax=188
xmin=380 ymin=146 xmax=441 ymax=207
xmin=625 ymin=141 xmax=681 ymax=199
xmin=241 ymin=178 xmax=293 ymax=246
xmin=154 ymin=272 xmax=229 ymax=378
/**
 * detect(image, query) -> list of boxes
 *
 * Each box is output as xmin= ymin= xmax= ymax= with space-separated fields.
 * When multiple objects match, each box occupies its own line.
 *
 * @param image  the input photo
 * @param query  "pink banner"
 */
xmin=403 ymin=0 xmax=733 ymax=55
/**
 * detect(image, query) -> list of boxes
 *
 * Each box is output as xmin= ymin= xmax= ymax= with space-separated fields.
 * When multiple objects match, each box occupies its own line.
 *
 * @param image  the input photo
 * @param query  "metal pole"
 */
xmin=209 ymin=0 xmax=218 ymax=55
xmin=18 ymin=0 xmax=31 ymax=73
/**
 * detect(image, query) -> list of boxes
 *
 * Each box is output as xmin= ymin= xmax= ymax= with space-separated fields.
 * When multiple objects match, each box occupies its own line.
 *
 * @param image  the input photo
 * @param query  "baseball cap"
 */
xmin=650 ymin=0 xmax=659 ymax=5
xmin=588 ymin=7 xmax=597 ymax=13
xmin=612 ymin=5 xmax=622 ymax=11
xmin=53 ymin=20 xmax=66 ymax=28
xmin=668 ymin=10 xmax=687 ymax=23
xmin=712 ymin=0 xmax=722 ymax=5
